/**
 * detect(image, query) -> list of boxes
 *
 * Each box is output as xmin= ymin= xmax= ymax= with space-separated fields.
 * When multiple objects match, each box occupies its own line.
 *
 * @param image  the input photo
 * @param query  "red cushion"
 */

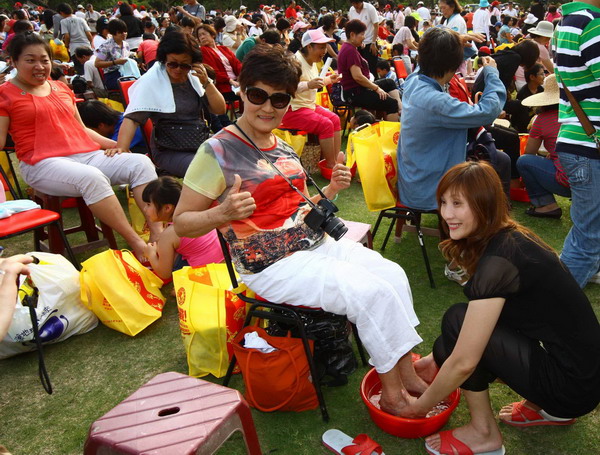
xmin=0 ymin=209 xmax=60 ymax=237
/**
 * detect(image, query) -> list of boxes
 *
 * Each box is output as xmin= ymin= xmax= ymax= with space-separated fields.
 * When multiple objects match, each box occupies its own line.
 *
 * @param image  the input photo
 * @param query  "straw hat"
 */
xmin=528 ymin=20 xmax=554 ymax=38
xmin=522 ymin=74 xmax=559 ymax=107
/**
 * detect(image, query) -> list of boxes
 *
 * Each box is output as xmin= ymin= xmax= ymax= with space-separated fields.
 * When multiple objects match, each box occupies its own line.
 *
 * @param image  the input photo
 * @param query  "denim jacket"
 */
xmin=397 ymin=66 xmax=506 ymax=210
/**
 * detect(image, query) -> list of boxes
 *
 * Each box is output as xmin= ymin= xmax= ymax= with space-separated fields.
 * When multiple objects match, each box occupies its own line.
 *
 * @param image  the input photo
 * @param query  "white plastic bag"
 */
xmin=0 ymin=252 xmax=98 ymax=359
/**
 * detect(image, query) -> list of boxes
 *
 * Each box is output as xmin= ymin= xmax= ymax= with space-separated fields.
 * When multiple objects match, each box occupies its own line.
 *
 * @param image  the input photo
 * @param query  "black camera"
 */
xmin=304 ymin=199 xmax=348 ymax=241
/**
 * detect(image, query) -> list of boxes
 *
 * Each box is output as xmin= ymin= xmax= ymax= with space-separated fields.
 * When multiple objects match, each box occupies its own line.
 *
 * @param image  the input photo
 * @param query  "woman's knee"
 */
xmin=441 ymin=302 xmax=468 ymax=339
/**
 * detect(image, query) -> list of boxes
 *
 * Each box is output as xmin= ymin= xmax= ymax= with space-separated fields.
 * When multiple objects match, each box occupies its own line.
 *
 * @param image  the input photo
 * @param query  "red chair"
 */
xmin=0 ymin=166 xmax=79 ymax=268
xmin=393 ymin=58 xmax=409 ymax=80
xmin=117 ymin=77 xmax=138 ymax=107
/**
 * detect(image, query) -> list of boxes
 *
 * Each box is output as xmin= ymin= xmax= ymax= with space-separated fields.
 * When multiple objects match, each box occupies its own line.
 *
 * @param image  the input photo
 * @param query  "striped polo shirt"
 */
xmin=553 ymin=2 xmax=600 ymax=158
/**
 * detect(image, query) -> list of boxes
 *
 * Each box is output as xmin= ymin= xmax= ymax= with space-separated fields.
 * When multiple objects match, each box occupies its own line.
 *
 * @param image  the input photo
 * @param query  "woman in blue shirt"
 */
xmin=397 ymin=27 xmax=506 ymax=211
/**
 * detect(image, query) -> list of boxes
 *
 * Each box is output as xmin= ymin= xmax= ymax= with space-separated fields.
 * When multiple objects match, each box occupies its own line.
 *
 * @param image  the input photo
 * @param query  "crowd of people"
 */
xmin=0 ymin=1 xmax=599 ymax=454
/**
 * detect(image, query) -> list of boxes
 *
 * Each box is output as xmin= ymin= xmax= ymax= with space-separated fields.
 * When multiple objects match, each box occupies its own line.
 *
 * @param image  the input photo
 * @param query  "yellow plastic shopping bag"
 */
xmin=80 ymin=250 xmax=165 ymax=336
xmin=126 ymin=186 xmax=150 ymax=241
xmin=273 ymin=128 xmax=308 ymax=157
xmin=173 ymin=264 xmax=248 ymax=378
xmin=350 ymin=124 xmax=397 ymax=211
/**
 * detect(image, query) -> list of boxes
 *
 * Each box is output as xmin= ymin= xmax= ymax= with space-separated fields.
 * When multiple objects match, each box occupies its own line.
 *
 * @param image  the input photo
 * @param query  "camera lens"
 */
xmin=324 ymin=217 xmax=348 ymax=241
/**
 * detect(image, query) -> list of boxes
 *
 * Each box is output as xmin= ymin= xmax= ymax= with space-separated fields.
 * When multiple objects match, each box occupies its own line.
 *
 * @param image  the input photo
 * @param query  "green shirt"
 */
xmin=553 ymin=2 xmax=600 ymax=156
xmin=235 ymin=36 xmax=258 ymax=63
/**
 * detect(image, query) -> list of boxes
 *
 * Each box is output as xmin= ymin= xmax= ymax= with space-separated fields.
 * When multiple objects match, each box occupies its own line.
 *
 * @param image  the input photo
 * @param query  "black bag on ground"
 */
xmin=266 ymin=309 xmax=357 ymax=387
xmin=154 ymin=118 xmax=210 ymax=153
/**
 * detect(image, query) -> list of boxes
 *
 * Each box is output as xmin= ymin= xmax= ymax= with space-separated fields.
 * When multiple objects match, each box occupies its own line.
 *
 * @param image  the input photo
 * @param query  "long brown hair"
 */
xmin=436 ymin=161 xmax=554 ymax=275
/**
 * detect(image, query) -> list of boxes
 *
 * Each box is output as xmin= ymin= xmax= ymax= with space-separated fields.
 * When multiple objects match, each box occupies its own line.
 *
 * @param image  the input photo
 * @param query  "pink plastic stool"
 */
xmin=84 ymin=372 xmax=262 ymax=455
xmin=343 ymin=219 xmax=373 ymax=249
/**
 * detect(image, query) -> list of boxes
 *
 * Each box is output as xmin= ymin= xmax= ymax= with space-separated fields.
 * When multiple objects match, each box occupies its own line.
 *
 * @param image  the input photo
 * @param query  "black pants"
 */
xmin=485 ymin=124 xmax=520 ymax=178
xmin=358 ymin=44 xmax=378 ymax=78
xmin=432 ymin=303 xmax=587 ymax=418
xmin=343 ymin=78 xmax=398 ymax=115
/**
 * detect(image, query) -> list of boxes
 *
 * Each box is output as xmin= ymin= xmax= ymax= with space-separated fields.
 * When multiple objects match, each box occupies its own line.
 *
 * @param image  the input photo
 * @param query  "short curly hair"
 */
xmin=238 ymin=45 xmax=301 ymax=96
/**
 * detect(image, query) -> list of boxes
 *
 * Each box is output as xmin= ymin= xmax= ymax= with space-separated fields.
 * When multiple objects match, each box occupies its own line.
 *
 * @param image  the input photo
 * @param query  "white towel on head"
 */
xmin=124 ymin=61 xmax=205 ymax=115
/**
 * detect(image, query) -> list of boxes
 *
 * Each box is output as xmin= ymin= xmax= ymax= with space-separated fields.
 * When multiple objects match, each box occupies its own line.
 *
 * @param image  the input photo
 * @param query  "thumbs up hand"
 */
xmin=221 ymin=174 xmax=256 ymax=221
xmin=328 ymin=152 xmax=352 ymax=194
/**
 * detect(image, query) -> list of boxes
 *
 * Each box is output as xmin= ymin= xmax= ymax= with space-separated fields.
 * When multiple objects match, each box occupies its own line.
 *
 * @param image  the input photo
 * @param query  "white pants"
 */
xmin=20 ymin=150 xmax=157 ymax=205
xmin=241 ymin=237 xmax=422 ymax=374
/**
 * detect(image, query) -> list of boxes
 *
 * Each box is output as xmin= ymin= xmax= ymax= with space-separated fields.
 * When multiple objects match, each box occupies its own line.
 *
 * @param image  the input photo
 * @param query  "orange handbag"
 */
xmin=232 ymin=325 xmax=318 ymax=412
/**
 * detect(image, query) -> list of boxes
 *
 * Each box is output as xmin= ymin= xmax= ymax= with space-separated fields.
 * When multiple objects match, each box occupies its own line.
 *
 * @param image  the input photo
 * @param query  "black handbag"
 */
xmin=154 ymin=118 xmax=210 ymax=153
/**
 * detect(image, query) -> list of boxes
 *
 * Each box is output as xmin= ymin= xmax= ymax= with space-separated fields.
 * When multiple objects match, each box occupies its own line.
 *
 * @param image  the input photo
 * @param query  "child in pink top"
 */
xmin=142 ymin=176 xmax=223 ymax=280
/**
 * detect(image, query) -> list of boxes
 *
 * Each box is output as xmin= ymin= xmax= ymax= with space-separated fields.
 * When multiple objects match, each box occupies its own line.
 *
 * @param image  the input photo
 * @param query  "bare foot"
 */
xmin=379 ymin=389 xmax=415 ymax=416
xmin=414 ymin=353 xmax=439 ymax=384
xmin=498 ymin=400 xmax=540 ymax=423
xmin=425 ymin=422 xmax=503 ymax=454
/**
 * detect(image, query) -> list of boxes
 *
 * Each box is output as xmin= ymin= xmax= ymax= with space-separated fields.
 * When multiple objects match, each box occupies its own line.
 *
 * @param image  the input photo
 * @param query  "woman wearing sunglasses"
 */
xmin=174 ymin=45 xmax=429 ymax=418
xmin=114 ymin=30 xmax=225 ymax=178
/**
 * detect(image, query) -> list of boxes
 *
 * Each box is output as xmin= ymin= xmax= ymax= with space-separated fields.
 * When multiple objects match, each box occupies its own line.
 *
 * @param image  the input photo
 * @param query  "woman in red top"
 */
xmin=195 ymin=24 xmax=242 ymax=106
xmin=0 ymin=33 xmax=161 ymax=259
xmin=516 ymin=75 xmax=569 ymax=219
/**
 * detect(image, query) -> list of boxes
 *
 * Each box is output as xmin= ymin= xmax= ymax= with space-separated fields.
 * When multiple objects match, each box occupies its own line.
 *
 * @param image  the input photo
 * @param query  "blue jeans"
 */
xmin=557 ymin=152 xmax=600 ymax=288
xmin=516 ymin=154 xmax=571 ymax=207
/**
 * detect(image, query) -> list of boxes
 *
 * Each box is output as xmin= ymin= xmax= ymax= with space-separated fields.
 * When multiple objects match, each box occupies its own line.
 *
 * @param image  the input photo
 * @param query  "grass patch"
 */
xmin=0 ymin=173 xmax=598 ymax=455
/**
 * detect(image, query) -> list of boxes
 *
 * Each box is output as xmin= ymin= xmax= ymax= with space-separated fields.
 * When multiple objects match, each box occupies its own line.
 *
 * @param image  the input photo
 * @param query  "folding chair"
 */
xmin=0 ymin=166 xmax=79 ymax=269
xmin=117 ymin=76 xmax=138 ymax=107
xmin=349 ymin=122 xmax=439 ymax=288
xmin=218 ymin=233 xmax=368 ymax=422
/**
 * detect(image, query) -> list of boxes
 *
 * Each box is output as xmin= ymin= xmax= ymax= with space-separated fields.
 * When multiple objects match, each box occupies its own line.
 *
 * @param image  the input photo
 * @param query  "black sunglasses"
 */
xmin=165 ymin=61 xmax=193 ymax=71
xmin=245 ymin=86 xmax=292 ymax=109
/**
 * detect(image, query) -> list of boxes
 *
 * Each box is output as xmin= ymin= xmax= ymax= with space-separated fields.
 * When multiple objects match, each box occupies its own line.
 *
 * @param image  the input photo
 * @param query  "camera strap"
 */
xmin=233 ymin=123 xmax=328 ymax=210
xmin=19 ymin=283 xmax=53 ymax=395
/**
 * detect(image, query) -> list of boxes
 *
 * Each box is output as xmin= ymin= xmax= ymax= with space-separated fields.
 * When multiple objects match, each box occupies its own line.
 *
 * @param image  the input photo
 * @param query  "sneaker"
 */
xmin=444 ymin=264 xmax=469 ymax=286
xmin=589 ymin=272 xmax=600 ymax=285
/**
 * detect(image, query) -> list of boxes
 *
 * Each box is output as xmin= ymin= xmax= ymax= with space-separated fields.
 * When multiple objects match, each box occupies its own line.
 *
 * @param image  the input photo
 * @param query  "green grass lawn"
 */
xmin=0 ymin=174 xmax=598 ymax=455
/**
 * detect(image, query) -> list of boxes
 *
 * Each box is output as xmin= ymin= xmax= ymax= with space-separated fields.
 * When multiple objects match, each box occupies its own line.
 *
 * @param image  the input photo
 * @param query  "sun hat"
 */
xmin=478 ymin=46 xmax=491 ymax=55
xmin=524 ymin=13 xmax=538 ymax=25
xmin=301 ymin=28 xmax=334 ymax=47
xmin=292 ymin=21 xmax=309 ymax=33
xmin=528 ymin=20 xmax=554 ymax=38
xmin=522 ymin=74 xmax=559 ymax=107
xmin=491 ymin=1 xmax=500 ymax=5
xmin=224 ymin=15 xmax=239 ymax=32
xmin=479 ymin=0 xmax=489 ymax=7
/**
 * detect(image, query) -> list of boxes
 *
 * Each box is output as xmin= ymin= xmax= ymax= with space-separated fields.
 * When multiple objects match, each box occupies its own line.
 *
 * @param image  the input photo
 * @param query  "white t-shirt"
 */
xmin=348 ymin=2 xmax=378 ymax=44
xmin=60 ymin=15 xmax=91 ymax=54
xmin=92 ymin=34 xmax=106 ymax=49
xmin=473 ymin=8 xmax=491 ymax=37
xmin=83 ymin=55 xmax=104 ymax=90
xmin=417 ymin=6 xmax=431 ymax=20
xmin=445 ymin=13 xmax=467 ymax=34
xmin=503 ymin=7 xmax=518 ymax=17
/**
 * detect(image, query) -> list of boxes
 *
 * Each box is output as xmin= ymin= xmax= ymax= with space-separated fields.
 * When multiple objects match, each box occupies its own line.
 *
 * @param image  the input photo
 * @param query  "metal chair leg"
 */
xmin=54 ymin=220 xmax=80 ymax=270
xmin=294 ymin=314 xmax=329 ymax=422
xmin=413 ymin=217 xmax=436 ymax=288
xmin=351 ymin=323 xmax=368 ymax=367
xmin=381 ymin=217 xmax=396 ymax=251
xmin=371 ymin=211 xmax=386 ymax=239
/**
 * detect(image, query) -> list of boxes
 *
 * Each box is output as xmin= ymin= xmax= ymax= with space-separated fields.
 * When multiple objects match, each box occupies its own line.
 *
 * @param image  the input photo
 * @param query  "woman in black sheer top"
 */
xmin=397 ymin=161 xmax=600 ymax=455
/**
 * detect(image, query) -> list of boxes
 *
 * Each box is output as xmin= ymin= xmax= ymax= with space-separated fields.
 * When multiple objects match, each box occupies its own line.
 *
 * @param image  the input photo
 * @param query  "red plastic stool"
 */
xmin=33 ymin=191 xmax=118 ymax=255
xmin=84 ymin=372 xmax=262 ymax=455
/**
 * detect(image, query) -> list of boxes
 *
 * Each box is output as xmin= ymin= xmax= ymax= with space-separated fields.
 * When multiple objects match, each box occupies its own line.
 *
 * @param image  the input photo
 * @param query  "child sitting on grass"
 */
xmin=142 ymin=176 xmax=224 ymax=280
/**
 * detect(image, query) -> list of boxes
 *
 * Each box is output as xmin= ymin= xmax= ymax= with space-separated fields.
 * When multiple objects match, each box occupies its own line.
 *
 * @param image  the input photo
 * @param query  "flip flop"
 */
xmin=500 ymin=401 xmax=576 ymax=427
xmin=322 ymin=429 xmax=384 ymax=455
xmin=425 ymin=430 xmax=505 ymax=455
